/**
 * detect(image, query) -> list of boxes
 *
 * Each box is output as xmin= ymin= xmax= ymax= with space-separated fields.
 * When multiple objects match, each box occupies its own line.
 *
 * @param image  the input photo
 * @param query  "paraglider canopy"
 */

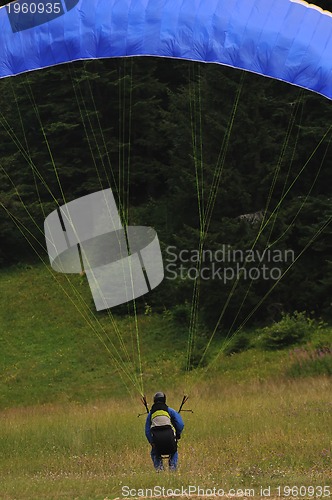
xmin=0 ymin=0 xmax=332 ymax=100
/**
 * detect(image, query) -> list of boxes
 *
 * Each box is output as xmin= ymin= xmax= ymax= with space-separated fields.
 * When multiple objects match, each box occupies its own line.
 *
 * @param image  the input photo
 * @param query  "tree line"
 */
xmin=0 ymin=53 xmax=331 ymax=330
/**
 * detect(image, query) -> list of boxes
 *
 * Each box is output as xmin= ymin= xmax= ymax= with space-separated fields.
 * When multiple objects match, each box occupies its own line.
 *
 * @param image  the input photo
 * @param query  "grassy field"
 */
xmin=0 ymin=378 xmax=331 ymax=499
xmin=0 ymin=264 xmax=331 ymax=499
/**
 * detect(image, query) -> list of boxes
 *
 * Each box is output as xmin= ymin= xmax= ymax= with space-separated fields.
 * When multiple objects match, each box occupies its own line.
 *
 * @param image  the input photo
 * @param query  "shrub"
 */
xmin=260 ymin=311 xmax=316 ymax=350
xmin=223 ymin=332 xmax=251 ymax=355
xmin=171 ymin=302 xmax=191 ymax=325
xmin=287 ymin=344 xmax=332 ymax=377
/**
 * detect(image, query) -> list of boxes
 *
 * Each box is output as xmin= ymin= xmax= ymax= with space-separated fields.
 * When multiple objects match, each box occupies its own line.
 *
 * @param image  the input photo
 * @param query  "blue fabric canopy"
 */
xmin=0 ymin=0 xmax=332 ymax=99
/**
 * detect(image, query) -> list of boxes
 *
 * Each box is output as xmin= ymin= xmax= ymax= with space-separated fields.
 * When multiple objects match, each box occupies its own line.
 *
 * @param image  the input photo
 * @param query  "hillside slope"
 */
xmin=0 ymin=263 xmax=331 ymax=409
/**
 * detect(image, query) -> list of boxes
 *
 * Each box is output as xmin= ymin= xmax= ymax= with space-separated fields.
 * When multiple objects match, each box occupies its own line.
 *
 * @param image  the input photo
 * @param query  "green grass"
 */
xmin=0 ymin=379 xmax=331 ymax=499
xmin=1 ymin=263 xmax=332 ymax=407
xmin=0 ymin=264 xmax=331 ymax=499
xmin=0 ymin=263 xmax=188 ymax=406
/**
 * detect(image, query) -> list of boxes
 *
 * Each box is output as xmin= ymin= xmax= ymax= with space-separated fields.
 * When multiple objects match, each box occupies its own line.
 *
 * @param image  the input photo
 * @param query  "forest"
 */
xmin=0 ymin=0 xmax=332 ymax=334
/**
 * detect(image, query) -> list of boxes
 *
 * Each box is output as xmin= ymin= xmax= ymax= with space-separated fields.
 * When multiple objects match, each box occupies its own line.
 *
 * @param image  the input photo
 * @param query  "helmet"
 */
xmin=153 ymin=391 xmax=166 ymax=403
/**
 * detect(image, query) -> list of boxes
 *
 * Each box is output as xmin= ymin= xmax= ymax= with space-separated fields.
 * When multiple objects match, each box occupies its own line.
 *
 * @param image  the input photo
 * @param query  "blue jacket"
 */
xmin=145 ymin=406 xmax=184 ymax=444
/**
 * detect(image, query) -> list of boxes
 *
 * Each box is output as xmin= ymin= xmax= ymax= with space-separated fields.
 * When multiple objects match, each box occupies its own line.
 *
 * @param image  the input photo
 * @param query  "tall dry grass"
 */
xmin=0 ymin=376 xmax=331 ymax=499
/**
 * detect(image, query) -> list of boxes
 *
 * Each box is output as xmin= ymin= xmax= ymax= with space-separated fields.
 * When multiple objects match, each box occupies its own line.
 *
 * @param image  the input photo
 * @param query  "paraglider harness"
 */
xmin=150 ymin=400 xmax=178 ymax=455
xmin=139 ymin=395 xmax=192 ymax=459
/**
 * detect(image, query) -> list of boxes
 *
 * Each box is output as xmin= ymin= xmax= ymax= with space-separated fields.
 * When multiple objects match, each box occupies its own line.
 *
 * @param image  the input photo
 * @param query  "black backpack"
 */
xmin=150 ymin=402 xmax=177 ymax=455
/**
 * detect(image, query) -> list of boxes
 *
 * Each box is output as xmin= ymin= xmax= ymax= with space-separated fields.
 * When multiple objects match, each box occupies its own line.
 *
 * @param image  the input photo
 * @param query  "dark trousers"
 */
xmin=150 ymin=426 xmax=178 ymax=470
